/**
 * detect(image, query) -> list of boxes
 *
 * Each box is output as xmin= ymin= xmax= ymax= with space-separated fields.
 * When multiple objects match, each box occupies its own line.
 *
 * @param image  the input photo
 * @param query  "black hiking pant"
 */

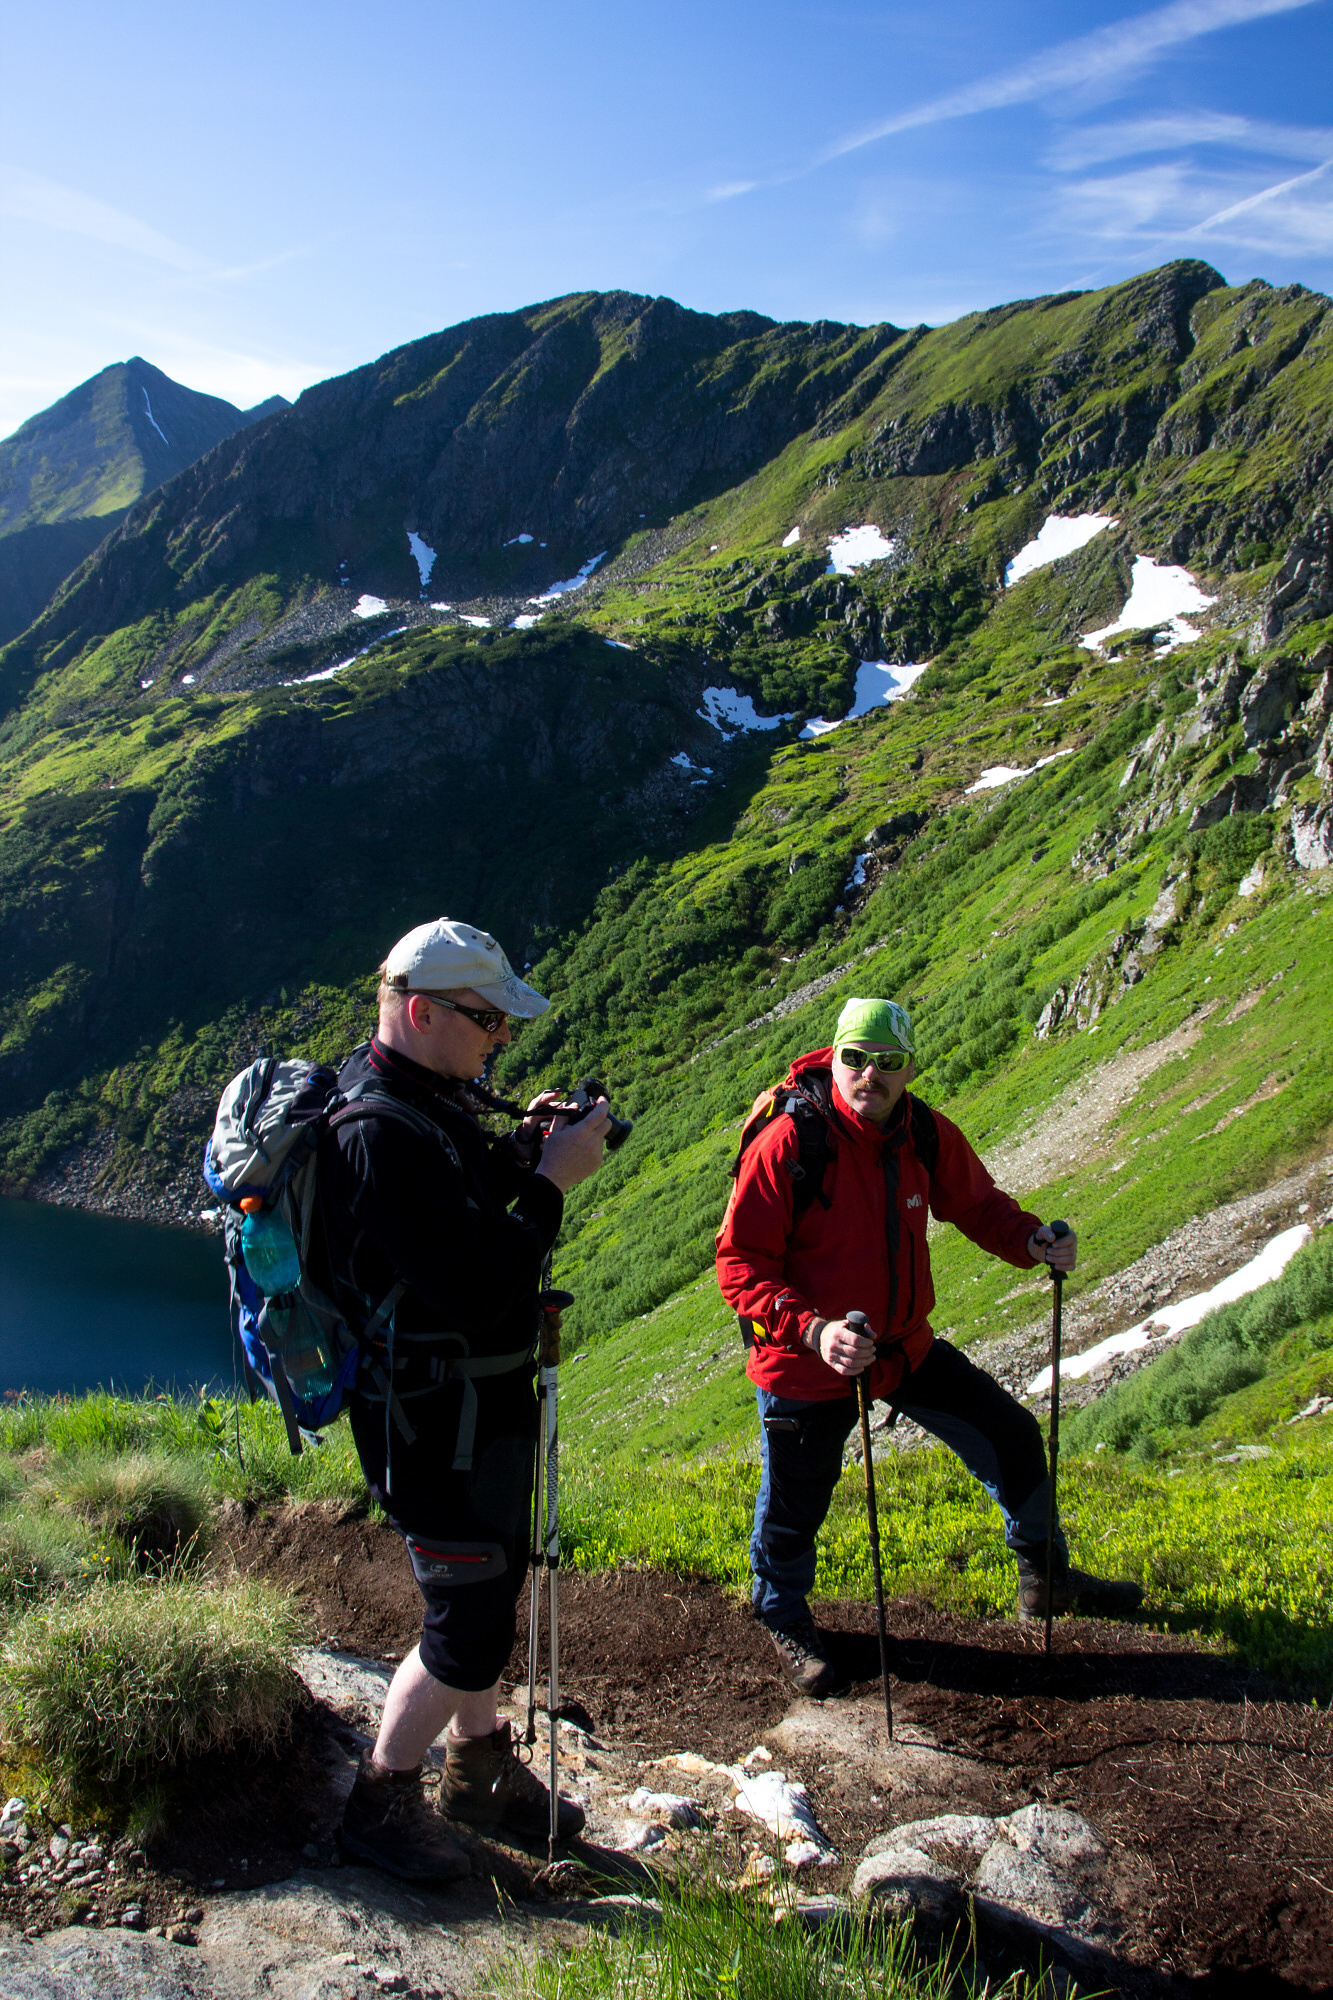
xmin=751 ymin=1337 xmax=1065 ymax=1627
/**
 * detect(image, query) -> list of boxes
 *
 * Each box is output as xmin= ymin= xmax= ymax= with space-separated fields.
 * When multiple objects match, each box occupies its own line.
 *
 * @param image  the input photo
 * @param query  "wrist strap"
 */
xmin=803 ymin=1318 xmax=827 ymax=1353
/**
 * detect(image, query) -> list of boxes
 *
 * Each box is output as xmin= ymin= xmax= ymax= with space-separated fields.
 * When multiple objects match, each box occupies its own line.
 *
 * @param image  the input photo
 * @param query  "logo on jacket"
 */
xmin=906 ymin=1193 xmax=923 ymax=1209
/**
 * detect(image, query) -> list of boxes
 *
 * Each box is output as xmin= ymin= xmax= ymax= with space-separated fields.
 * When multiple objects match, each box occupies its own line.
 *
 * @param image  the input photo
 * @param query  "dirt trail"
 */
xmin=220 ymin=1510 xmax=1333 ymax=1992
xmin=5 ymin=1512 xmax=1330 ymax=1997
xmin=982 ymin=1014 xmax=1210 ymax=1195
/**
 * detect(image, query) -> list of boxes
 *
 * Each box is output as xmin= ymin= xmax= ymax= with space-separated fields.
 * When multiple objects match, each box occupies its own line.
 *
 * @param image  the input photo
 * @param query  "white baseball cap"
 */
xmin=383 ymin=918 xmax=550 ymax=1018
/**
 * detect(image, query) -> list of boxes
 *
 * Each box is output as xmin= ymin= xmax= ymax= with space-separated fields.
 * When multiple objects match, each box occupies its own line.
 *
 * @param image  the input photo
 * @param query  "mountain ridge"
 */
xmin=0 ymin=358 xmax=290 ymax=647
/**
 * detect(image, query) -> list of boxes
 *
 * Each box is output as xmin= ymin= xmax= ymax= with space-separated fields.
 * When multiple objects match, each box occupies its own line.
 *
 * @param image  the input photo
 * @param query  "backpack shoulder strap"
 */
xmin=330 ymin=1087 xmax=465 ymax=1177
xmin=908 ymin=1094 xmax=940 ymax=1179
xmin=782 ymin=1089 xmax=837 ymax=1214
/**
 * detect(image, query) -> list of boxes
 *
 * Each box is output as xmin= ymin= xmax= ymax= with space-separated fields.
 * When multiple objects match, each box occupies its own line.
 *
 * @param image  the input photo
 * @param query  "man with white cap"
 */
xmin=716 ymin=995 xmax=1141 ymax=1697
xmin=315 ymin=918 xmax=609 ymax=1880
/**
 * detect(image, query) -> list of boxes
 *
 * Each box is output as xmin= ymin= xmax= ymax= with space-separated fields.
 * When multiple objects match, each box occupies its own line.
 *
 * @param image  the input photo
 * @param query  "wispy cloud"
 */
xmin=1186 ymin=155 xmax=1333 ymax=230
xmin=822 ymin=0 xmax=1324 ymax=161
xmin=1048 ymin=112 xmax=1333 ymax=172
xmin=0 ymin=165 xmax=207 ymax=272
xmin=1054 ymin=155 xmax=1333 ymax=257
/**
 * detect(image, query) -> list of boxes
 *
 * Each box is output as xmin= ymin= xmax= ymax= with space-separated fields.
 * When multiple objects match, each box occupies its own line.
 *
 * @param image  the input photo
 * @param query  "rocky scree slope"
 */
xmin=0 ymin=261 xmax=1330 ymax=1222
xmin=0 ymin=359 xmax=287 ymax=649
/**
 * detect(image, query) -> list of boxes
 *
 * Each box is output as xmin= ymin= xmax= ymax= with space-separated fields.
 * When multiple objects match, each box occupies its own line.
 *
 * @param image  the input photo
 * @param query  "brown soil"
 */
xmin=217 ymin=1501 xmax=1333 ymax=1995
xmin=8 ymin=1503 xmax=1328 ymax=1995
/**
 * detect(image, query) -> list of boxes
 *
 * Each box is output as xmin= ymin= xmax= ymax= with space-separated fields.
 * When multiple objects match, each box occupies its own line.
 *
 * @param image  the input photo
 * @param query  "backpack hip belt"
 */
xmin=359 ymin=1334 xmax=539 ymax=1471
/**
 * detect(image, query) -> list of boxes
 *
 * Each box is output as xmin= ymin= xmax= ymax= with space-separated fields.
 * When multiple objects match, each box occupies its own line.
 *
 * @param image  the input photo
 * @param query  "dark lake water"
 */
xmin=0 ymin=1197 xmax=233 ymax=1398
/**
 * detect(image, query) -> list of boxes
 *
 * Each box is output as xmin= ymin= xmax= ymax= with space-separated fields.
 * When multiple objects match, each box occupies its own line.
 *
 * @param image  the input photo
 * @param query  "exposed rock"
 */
xmin=866 ymin=810 xmax=925 ymax=847
xmin=1240 ymin=658 xmax=1300 ymax=746
xmin=850 ymin=1846 xmax=966 ymax=1929
xmin=1264 ymin=507 xmax=1333 ymax=639
xmin=851 ymin=1800 xmax=1131 ymax=1972
xmin=1290 ymin=799 xmax=1333 ymax=869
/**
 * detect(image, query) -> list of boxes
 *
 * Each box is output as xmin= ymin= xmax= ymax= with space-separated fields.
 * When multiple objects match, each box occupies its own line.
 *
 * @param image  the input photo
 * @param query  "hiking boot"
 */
xmin=1017 ymin=1558 xmax=1143 ymax=1622
xmin=763 ymin=1614 xmax=839 ymax=1697
xmin=339 ymin=1753 xmax=473 ymax=1882
xmin=439 ymin=1719 xmax=586 ymax=1842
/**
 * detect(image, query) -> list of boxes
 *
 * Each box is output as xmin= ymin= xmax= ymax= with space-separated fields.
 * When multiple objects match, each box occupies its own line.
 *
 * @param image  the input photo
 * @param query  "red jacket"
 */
xmin=715 ymin=1049 xmax=1042 ymax=1402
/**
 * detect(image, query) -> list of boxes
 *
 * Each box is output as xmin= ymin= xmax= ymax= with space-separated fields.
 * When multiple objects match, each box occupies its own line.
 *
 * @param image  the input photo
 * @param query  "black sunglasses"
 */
xmin=836 ymin=1047 xmax=910 ymax=1074
xmin=407 ymin=991 xmax=508 ymax=1033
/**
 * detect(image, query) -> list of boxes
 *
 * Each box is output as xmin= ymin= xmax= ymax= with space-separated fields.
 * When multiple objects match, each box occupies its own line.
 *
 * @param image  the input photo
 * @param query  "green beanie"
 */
xmin=833 ymin=996 xmax=915 ymax=1054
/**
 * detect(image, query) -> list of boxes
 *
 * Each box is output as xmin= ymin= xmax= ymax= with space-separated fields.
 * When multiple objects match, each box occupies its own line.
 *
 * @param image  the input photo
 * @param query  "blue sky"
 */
xmin=1 ymin=0 xmax=1330 ymax=437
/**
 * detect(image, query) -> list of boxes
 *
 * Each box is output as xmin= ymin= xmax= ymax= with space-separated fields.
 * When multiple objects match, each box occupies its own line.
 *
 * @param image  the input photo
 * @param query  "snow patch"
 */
xmin=826 ymin=523 xmax=895 ymax=573
xmin=965 ymin=749 xmax=1075 ymax=794
xmin=798 ymin=660 xmax=927 ymax=738
xmin=699 ymin=686 xmax=793 ymax=734
xmin=1082 ymin=556 xmax=1216 ymax=652
xmin=504 ymin=533 xmax=534 ymax=545
xmin=529 ymin=552 xmax=606 ymax=604
xmin=353 ymin=595 xmax=389 ymax=620
xmin=181 ymin=674 xmax=196 ymax=685
xmin=605 ymin=638 xmax=633 ymax=650
xmin=1027 ymin=1224 xmax=1313 ymax=1398
xmin=285 ymin=627 xmax=409 ymax=685
xmin=844 ymin=854 xmax=871 ymax=890
xmin=459 ymin=614 xmax=491 ymax=628
xmin=511 ymin=614 xmax=541 ymax=629
xmin=782 ymin=526 xmax=802 ymax=547
xmin=430 ymin=602 xmax=453 ymax=612
xmin=1005 ymin=514 xmax=1116 ymax=587
xmin=141 ymin=388 xmax=170 ymax=447
xmin=671 ymin=752 xmax=714 ymax=774
xmin=407 ymin=533 xmax=436 ymax=589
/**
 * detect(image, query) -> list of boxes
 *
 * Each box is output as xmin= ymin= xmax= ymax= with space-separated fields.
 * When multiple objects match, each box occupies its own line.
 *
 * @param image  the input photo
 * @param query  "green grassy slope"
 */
xmin=0 ymin=260 xmax=1329 ymax=1290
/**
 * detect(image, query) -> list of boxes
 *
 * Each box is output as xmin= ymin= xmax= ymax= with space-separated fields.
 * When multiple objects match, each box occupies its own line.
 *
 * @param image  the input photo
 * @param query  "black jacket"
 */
xmin=313 ymin=1037 xmax=564 ymax=1360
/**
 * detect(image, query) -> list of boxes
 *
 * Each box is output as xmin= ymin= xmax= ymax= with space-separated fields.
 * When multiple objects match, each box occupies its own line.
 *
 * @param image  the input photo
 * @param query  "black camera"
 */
xmin=549 ymin=1077 xmax=633 ymax=1151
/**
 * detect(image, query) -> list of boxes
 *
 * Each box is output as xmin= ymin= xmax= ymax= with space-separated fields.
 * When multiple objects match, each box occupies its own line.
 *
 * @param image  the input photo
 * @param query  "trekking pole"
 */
xmin=540 ymin=1297 xmax=566 ymax=1862
xmin=524 ymin=1397 xmax=545 ymax=1747
xmin=846 ymin=1312 xmax=893 ymax=1743
xmin=1043 ymin=1221 xmax=1071 ymax=1658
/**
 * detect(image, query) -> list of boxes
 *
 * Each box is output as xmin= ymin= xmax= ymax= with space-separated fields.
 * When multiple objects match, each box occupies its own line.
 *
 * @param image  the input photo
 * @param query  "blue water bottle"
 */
xmin=239 ymin=1199 xmax=301 ymax=1296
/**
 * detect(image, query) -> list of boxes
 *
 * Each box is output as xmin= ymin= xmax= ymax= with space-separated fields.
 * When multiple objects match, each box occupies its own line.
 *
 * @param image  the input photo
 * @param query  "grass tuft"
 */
xmin=0 ymin=1576 xmax=300 ymax=1793
xmin=40 ymin=1449 xmax=214 ymax=1566
xmin=482 ymin=1876 xmax=1054 ymax=1999
xmin=0 ymin=1505 xmax=107 ymax=1611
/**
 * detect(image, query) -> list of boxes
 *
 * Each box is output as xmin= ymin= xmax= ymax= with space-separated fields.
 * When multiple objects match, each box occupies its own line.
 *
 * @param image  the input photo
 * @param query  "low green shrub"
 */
xmin=0 ymin=1577 xmax=300 ymax=1792
xmin=1066 ymin=1226 xmax=1333 ymax=1457
xmin=42 ymin=1450 xmax=213 ymax=1565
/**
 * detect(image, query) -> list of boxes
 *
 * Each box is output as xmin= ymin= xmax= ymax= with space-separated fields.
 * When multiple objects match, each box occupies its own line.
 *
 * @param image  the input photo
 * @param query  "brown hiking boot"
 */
xmin=764 ymin=1614 xmax=839 ymax=1697
xmin=339 ymin=1753 xmax=473 ymax=1882
xmin=439 ymin=1719 xmax=585 ymax=1842
xmin=1017 ymin=1559 xmax=1143 ymax=1622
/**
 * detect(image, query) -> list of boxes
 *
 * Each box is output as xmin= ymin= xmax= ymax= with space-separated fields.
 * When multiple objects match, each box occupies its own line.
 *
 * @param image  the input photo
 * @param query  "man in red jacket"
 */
xmin=715 ymin=995 xmax=1141 ymax=1695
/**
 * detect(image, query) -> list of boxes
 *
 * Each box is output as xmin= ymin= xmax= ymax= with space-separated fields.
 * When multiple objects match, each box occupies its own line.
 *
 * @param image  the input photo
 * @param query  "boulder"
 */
xmin=861 ymin=1812 xmax=997 ymax=1867
xmin=1005 ymin=1803 xmax=1109 ymax=1890
xmin=850 ymin=1846 xmax=967 ymax=1930
xmin=973 ymin=1840 xmax=1091 ymax=1931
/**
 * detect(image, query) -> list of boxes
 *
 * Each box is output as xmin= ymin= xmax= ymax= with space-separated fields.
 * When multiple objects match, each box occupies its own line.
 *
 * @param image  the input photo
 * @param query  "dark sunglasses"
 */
xmin=837 ymin=1046 xmax=910 ymax=1074
xmin=408 ymin=991 xmax=508 ymax=1033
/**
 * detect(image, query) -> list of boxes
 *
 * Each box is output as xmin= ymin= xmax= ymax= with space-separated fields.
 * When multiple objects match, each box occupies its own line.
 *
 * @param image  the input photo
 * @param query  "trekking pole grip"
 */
xmin=1048 ymin=1219 xmax=1070 ymax=1286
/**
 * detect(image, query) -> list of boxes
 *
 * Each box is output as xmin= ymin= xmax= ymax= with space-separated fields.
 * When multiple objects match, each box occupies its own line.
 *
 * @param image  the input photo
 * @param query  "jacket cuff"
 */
xmin=517 ymin=1172 xmax=566 ymax=1244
